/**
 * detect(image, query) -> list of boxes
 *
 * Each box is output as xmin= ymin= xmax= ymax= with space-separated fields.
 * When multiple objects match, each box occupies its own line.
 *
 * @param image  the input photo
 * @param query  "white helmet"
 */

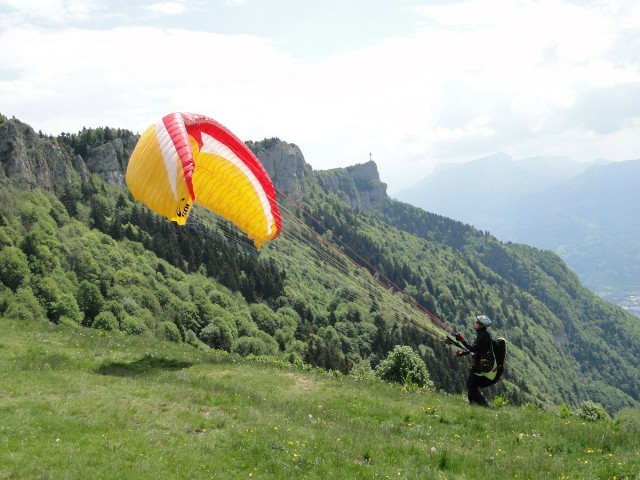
xmin=476 ymin=315 xmax=492 ymax=327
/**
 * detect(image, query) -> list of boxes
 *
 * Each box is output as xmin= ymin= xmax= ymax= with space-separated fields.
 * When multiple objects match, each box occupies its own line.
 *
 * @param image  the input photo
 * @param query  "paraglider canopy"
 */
xmin=126 ymin=112 xmax=282 ymax=249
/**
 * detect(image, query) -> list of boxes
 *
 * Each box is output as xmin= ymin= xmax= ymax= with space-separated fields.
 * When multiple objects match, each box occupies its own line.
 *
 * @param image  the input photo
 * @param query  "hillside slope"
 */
xmin=311 ymin=172 xmax=640 ymax=411
xmin=1 ymin=319 xmax=639 ymax=480
xmin=394 ymin=153 xmax=640 ymax=313
xmin=1 ymin=114 xmax=639 ymax=413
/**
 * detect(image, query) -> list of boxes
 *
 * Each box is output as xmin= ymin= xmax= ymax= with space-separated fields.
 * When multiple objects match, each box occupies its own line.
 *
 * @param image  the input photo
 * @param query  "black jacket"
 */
xmin=466 ymin=328 xmax=494 ymax=374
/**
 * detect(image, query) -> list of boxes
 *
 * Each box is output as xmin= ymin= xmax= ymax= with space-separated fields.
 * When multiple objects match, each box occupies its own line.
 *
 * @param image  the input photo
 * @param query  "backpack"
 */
xmin=493 ymin=337 xmax=506 ymax=368
xmin=475 ymin=336 xmax=506 ymax=385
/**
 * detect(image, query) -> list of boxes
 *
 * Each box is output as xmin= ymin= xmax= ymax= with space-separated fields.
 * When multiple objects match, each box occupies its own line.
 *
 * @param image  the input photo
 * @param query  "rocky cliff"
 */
xmin=254 ymin=140 xmax=313 ymax=201
xmin=314 ymin=160 xmax=388 ymax=210
xmin=0 ymin=115 xmax=389 ymax=211
xmin=0 ymin=116 xmax=137 ymax=191
xmin=0 ymin=117 xmax=77 ymax=190
xmin=84 ymin=137 xmax=138 ymax=189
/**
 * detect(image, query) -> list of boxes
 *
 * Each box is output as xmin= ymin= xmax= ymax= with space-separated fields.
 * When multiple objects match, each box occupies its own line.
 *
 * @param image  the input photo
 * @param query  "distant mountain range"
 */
xmin=395 ymin=154 xmax=640 ymax=314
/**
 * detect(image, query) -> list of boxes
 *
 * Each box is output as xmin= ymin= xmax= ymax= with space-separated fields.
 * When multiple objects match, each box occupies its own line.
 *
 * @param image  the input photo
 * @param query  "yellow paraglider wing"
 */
xmin=126 ymin=117 xmax=195 ymax=225
xmin=126 ymin=112 xmax=281 ymax=247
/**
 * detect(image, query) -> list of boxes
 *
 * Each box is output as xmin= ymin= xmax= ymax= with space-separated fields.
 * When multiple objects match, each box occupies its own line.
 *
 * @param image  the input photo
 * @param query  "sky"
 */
xmin=1 ymin=0 xmax=639 ymax=193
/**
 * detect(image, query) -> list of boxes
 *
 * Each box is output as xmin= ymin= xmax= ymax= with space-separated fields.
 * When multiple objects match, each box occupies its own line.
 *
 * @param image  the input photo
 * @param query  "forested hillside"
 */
xmin=1 ymin=115 xmax=639 ymax=414
xmin=395 ymin=154 xmax=640 ymax=315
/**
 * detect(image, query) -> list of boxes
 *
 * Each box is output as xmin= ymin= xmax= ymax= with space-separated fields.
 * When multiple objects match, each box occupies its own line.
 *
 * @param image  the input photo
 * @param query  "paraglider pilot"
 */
xmin=454 ymin=315 xmax=494 ymax=407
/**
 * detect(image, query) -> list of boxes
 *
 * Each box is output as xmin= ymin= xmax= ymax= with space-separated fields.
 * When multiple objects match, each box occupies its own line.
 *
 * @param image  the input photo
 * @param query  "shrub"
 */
xmin=76 ymin=280 xmax=104 ymax=324
xmin=250 ymin=303 xmax=279 ymax=336
xmin=161 ymin=321 xmax=182 ymax=343
xmin=92 ymin=311 xmax=119 ymax=331
xmin=58 ymin=316 xmax=81 ymax=328
xmin=184 ymin=329 xmax=208 ymax=350
xmin=614 ymin=407 xmax=640 ymax=435
xmin=0 ymin=288 xmax=11 ymax=316
xmin=185 ymin=329 xmax=199 ymax=345
xmin=0 ymin=246 xmax=30 ymax=291
xmin=14 ymin=286 xmax=47 ymax=321
xmin=121 ymin=316 xmax=148 ymax=336
xmin=285 ymin=351 xmax=304 ymax=368
xmin=138 ymin=310 xmax=156 ymax=330
xmin=234 ymin=336 xmax=273 ymax=356
xmin=105 ymin=299 xmax=126 ymax=324
xmin=573 ymin=401 xmax=611 ymax=422
xmin=350 ymin=359 xmax=377 ymax=381
xmin=51 ymin=292 xmax=82 ymax=324
xmin=375 ymin=345 xmax=432 ymax=388
xmin=559 ymin=403 xmax=572 ymax=418
xmin=4 ymin=301 xmax=35 ymax=322
xmin=285 ymin=339 xmax=307 ymax=358
xmin=254 ymin=330 xmax=279 ymax=355
xmin=200 ymin=317 xmax=236 ymax=352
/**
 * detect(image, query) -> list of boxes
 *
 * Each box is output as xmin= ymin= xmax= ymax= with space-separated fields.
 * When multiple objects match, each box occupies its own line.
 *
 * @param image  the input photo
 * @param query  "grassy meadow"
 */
xmin=0 ymin=318 xmax=638 ymax=479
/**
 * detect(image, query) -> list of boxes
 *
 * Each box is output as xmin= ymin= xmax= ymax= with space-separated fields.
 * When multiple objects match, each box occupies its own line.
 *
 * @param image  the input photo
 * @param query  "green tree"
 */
xmin=234 ymin=336 xmax=275 ymax=356
xmin=14 ymin=286 xmax=47 ymax=321
xmin=30 ymin=276 xmax=61 ymax=320
xmin=121 ymin=316 xmax=148 ymax=336
xmin=59 ymin=179 xmax=82 ymax=217
xmin=0 ymin=226 xmax=15 ymax=248
xmin=251 ymin=303 xmax=280 ymax=336
xmin=20 ymin=222 xmax=61 ymax=275
xmin=74 ymin=250 xmax=101 ymax=283
xmin=172 ymin=301 xmax=202 ymax=335
xmin=161 ymin=321 xmax=182 ymax=343
xmin=76 ymin=280 xmax=104 ymax=325
xmin=91 ymin=311 xmax=118 ymax=331
xmin=0 ymin=246 xmax=30 ymax=291
xmin=200 ymin=317 xmax=235 ymax=352
xmin=375 ymin=345 xmax=431 ymax=388
xmin=304 ymin=331 xmax=347 ymax=372
xmin=52 ymin=292 xmax=82 ymax=324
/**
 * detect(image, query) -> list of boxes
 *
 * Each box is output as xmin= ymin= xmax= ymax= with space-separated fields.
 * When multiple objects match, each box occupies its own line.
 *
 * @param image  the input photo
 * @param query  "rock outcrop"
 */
xmin=0 ymin=116 xmax=138 ymax=191
xmin=84 ymin=137 xmax=137 ymax=189
xmin=0 ymin=115 xmax=389 ymax=212
xmin=256 ymin=141 xmax=313 ymax=201
xmin=315 ymin=160 xmax=388 ymax=210
xmin=0 ymin=118 xmax=76 ymax=190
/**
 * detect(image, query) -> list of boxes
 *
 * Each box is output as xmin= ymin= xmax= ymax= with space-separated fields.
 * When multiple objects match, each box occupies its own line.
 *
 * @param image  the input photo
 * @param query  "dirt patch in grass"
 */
xmin=286 ymin=373 xmax=318 ymax=392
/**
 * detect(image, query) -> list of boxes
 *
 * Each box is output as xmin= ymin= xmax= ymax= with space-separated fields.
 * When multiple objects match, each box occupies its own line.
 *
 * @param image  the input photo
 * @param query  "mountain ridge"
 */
xmin=395 ymin=153 xmax=640 ymax=312
xmin=1 ymin=113 xmax=639 ymax=413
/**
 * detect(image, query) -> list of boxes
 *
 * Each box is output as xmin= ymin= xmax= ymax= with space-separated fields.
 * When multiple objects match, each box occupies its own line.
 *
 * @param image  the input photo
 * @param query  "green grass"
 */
xmin=1 ymin=319 xmax=638 ymax=479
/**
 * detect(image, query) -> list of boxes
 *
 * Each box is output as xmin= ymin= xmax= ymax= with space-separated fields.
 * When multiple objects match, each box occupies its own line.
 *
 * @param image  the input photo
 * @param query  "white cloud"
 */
xmin=0 ymin=0 xmax=105 ymax=24
xmin=0 ymin=23 xmax=302 ymax=134
xmin=142 ymin=2 xmax=188 ymax=15
xmin=0 ymin=0 xmax=639 ymax=191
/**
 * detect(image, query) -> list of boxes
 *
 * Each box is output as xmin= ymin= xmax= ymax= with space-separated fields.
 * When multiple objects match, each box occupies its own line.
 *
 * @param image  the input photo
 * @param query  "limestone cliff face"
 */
xmin=84 ymin=136 xmax=138 ymax=189
xmin=255 ymin=141 xmax=313 ymax=201
xmin=253 ymin=141 xmax=389 ymax=209
xmin=0 ymin=118 xmax=76 ymax=190
xmin=0 ymin=116 xmax=387 ymax=213
xmin=345 ymin=161 xmax=388 ymax=209
xmin=315 ymin=160 xmax=388 ymax=210
xmin=0 ymin=116 xmax=137 ymax=191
